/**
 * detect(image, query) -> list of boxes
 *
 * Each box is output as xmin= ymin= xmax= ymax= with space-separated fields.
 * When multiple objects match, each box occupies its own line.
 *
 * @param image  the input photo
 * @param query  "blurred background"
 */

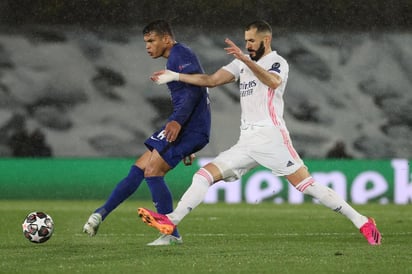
xmin=0 ymin=0 xmax=411 ymax=159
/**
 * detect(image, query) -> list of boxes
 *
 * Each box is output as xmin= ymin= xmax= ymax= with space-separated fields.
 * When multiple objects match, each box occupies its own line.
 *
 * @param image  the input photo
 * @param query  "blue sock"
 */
xmin=146 ymin=176 xmax=180 ymax=238
xmin=95 ymin=165 xmax=144 ymax=220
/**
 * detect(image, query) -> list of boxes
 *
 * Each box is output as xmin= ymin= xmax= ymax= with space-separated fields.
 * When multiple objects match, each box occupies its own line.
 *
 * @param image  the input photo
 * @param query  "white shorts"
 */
xmin=212 ymin=124 xmax=303 ymax=181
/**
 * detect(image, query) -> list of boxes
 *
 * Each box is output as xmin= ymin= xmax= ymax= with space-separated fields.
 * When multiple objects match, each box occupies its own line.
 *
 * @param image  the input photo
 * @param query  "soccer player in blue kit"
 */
xmin=83 ymin=20 xmax=211 ymax=246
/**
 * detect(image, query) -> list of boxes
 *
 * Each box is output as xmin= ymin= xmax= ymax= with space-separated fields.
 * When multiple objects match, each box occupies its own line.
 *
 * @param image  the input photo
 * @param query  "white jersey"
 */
xmin=222 ymin=51 xmax=289 ymax=128
xmin=214 ymin=51 xmax=303 ymax=179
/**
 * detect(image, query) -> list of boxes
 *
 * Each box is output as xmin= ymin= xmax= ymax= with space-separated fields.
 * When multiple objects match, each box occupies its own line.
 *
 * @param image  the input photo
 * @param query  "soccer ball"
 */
xmin=22 ymin=212 xmax=54 ymax=243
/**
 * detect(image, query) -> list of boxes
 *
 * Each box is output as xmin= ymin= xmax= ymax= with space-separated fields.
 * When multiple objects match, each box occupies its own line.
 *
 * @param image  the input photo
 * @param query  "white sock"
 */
xmin=296 ymin=177 xmax=368 ymax=229
xmin=167 ymin=168 xmax=213 ymax=225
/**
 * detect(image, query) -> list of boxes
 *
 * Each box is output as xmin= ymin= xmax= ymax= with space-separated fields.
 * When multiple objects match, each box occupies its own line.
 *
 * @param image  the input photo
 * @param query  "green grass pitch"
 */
xmin=1 ymin=200 xmax=411 ymax=274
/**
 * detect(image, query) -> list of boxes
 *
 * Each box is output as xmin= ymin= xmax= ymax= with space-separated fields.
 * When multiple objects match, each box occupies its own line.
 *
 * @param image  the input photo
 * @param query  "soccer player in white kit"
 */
xmin=138 ymin=20 xmax=381 ymax=245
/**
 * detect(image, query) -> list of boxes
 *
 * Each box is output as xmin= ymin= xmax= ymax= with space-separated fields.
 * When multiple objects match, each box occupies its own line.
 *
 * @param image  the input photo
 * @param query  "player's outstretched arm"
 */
xmin=151 ymin=69 xmax=234 ymax=88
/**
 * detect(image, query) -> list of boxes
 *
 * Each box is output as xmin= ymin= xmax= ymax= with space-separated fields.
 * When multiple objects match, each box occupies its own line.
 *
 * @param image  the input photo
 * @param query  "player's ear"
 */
xmin=163 ymin=34 xmax=173 ymax=44
xmin=263 ymin=35 xmax=271 ymax=46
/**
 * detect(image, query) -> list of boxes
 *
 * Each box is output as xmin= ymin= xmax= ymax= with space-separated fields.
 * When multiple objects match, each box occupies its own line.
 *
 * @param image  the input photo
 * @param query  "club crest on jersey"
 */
xmin=270 ymin=62 xmax=281 ymax=73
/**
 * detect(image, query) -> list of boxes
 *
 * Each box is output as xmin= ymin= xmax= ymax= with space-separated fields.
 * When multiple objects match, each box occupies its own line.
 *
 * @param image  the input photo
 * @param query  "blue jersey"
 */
xmin=145 ymin=43 xmax=211 ymax=168
xmin=166 ymin=43 xmax=211 ymax=136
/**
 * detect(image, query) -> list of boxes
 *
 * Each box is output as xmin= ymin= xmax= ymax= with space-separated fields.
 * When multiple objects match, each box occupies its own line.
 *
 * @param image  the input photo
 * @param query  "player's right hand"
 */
xmin=164 ymin=120 xmax=181 ymax=142
xmin=183 ymin=154 xmax=196 ymax=166
xmin=151 ymin=70 xmax=179 ymax=85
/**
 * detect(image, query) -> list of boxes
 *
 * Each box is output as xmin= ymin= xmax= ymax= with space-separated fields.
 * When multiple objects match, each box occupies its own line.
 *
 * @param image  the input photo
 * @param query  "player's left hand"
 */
xmin=183 ymin=153 xmax=196 ymax=166
xmin=224 ymin=38 xmax=247 ymax=62
xmin=164 ymin=120 xmax=181 ymax=142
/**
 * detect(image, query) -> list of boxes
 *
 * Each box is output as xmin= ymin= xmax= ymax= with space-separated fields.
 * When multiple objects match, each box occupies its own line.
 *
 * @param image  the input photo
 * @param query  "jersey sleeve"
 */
xmin=267 ymin=55 xmax=288 ymax=81
xmin=222 ymin=58 xmax=243 ymax=81
xmin=167 ymin=47 xmax=200 ymax=74
xmin=166 ymin=45 xmax=206 ymax=126
xmin=173 ymin=88 xmax=205 ymax=126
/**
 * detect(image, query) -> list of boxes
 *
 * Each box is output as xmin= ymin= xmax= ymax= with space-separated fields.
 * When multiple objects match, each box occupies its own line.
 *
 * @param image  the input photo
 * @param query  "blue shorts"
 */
xmin=144 ymin=127 xmax=209 ymax=169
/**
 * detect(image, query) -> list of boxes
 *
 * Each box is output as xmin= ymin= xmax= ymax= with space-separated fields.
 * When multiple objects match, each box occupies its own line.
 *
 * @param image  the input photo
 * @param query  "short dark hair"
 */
xmin=245 ymin=20 xmax=272 ymax=34
xmin=142 ymin=19 xmax=175 ymax=39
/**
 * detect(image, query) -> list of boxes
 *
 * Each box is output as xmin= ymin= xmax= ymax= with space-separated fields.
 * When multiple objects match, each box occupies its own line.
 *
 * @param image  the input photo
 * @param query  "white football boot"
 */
xmin=147 ymin=234 xmax=183 ymax=246
xmin=83 ymin=213 xmax=102 ymax=236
